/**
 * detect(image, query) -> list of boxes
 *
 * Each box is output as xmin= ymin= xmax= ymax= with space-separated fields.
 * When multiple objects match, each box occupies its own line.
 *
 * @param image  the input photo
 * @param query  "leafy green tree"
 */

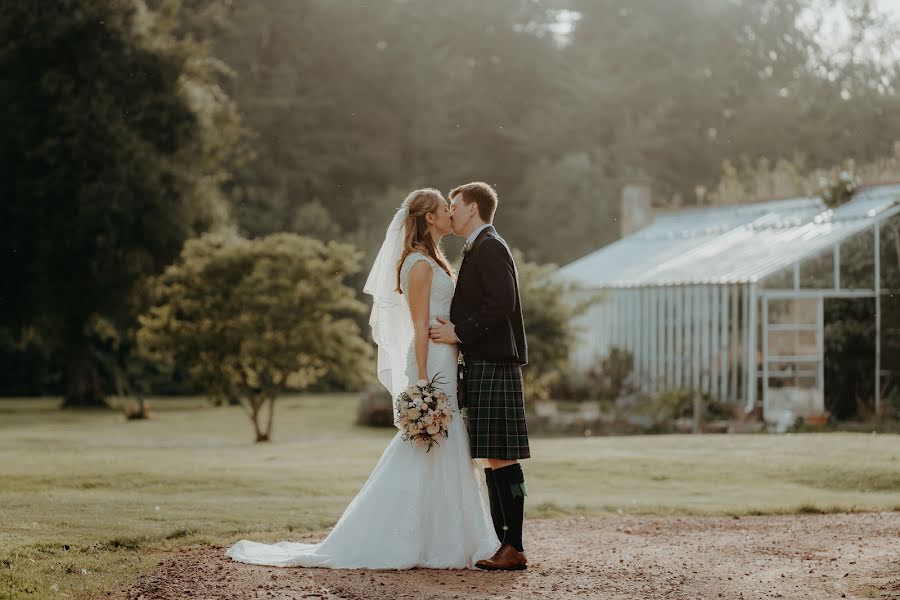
xmin=137 ymin=231 xmax=372 ymax=442
xmin=6 ymin=0 xmax=900 ymax=399
xmin=181 ymin=0 xmax=899 ymax=265
xmin=545 ymin=0 xmax=900 ymax=229
xmin=515 ymin=250 xmax=595 ymax=401
xmin=0 ymin=0 xmax=240 ymax=406
xmin=178 ymin=0 xmax=564 ymax=238
xmin=513 ymin=152 xmax=621 ymax=265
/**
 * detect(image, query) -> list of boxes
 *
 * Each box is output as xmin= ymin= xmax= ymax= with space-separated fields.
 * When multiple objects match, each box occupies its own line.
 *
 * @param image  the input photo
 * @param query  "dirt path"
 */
xmin=123 ymin=512 xmax=899 ymax=600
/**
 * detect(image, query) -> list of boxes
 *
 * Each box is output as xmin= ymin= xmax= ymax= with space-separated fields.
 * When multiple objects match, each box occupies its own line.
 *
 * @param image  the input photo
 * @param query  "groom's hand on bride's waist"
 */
xmin=429 ymin=317 xmax=459 ymax=344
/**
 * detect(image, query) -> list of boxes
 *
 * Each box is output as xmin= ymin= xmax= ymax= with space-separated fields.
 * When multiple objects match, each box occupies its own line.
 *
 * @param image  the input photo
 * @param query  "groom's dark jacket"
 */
xmin=450 ymin=225 xmax=527 ymax=365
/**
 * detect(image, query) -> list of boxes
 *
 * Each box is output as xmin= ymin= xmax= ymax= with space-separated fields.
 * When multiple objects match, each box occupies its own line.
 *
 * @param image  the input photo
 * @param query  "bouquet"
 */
xmin=395 ymin=373 xmax=453 ymax=452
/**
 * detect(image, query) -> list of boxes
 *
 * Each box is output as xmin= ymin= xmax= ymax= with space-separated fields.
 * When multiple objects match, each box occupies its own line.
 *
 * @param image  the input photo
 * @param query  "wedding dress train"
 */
xmin=226 ymin=252 xmax=499 ymax=569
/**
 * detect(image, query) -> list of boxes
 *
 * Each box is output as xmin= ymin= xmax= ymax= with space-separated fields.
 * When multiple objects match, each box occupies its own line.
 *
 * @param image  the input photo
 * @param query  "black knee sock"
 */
xmin=492 ymin=463 xmax=526 ymax=553
xmin=484 ymin=468 xmax=505 ymax=543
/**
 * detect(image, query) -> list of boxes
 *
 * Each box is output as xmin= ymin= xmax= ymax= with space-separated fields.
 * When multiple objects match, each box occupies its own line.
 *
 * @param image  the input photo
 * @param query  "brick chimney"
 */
xmin=620 ymin=180 xmax=654 ymax=237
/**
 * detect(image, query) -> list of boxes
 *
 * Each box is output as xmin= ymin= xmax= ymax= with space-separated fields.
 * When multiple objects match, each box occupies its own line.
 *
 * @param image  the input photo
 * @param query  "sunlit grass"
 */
xmin=1 ymin=394 xmax=899 ymax=598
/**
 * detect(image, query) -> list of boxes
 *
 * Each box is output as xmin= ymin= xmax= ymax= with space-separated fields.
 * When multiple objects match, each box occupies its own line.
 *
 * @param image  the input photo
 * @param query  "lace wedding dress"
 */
xmin=226 ymin=252 xmax=499 ymax=569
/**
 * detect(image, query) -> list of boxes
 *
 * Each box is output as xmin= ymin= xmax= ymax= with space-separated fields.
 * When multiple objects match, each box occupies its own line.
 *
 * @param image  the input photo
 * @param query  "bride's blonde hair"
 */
xmin=395 ymin=188 xmax=454 ymax=293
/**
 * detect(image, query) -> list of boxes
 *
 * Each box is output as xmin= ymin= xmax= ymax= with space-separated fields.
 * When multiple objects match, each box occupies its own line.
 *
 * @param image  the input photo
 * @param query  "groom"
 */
xmin=429 ymin=181 xmax=530 ymax=571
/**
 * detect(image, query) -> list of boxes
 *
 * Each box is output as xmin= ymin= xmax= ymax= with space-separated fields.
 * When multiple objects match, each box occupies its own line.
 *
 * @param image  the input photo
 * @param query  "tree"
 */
xmin=0 ymin=0 xmax=241 ymax=406
xmin=512 ymin=152 xmax=621 ymax=265
xmin=137 ymin=231 xmax=372 ymax=442
xmin=177 ymin=0 xmax=565 ymax=239
xmin=180 ymin=0 xmax=900 ymax=266
xmin=7 ymin=0 xmax=900 ymax=398
xmin=550 ymin=0 xmax=900 ymax=209
xmin=515 ymin=250 xmax=595 ymax=402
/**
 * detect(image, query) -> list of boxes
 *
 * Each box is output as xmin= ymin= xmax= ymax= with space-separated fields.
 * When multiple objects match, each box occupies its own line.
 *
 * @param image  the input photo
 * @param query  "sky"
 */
xmin=549 ymin=1 xmax=900 ymax=62
xmin=879 ymin=0 xmax=900 ymax=16
xmin=811 ymin=0 xmax=900 ymax=66
xmin=551 ymin=1 xmax=900 ymax=36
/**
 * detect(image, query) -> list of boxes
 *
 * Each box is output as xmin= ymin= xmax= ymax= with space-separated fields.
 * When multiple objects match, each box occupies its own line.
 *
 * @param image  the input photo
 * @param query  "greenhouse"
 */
xmin=557 ymin=184 xmax=900 ymax=423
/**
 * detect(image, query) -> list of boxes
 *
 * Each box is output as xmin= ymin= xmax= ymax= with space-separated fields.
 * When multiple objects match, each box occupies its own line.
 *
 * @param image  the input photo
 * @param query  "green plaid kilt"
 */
xmin=463 ymin=359 xmax=530 ymax=460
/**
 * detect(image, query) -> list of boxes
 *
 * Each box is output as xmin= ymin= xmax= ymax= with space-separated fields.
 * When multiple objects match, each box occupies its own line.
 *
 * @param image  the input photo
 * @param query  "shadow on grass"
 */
xmin=0 ymin=529 xmax=222 ymax=600
xmin=531 ymin=502 xmax=900 ymax=519
xmin=0 ymin=572 xmax=54 ymax=600
xmin=788 ymin=466 xmax=900 ymax=492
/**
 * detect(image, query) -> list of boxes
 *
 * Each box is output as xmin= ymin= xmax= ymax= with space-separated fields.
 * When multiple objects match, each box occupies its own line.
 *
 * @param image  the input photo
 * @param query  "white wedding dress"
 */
xmin=226 ymin=252 xmax=499 ymax=569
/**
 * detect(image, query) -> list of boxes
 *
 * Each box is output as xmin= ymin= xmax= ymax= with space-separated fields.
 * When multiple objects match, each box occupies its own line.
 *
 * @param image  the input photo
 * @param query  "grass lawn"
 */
xmin=1 ymin=394 xmax=899 ymax=599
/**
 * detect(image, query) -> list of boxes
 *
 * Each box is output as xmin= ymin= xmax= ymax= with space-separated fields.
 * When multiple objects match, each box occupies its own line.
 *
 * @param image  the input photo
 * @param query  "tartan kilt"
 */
xmin=463 ymin=359 xmax=530 ymax=460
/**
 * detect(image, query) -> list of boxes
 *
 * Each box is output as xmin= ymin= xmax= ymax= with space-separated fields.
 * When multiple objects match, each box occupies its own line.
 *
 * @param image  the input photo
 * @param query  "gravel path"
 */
xmin=123 ymin=512 xmax=899 ymax=600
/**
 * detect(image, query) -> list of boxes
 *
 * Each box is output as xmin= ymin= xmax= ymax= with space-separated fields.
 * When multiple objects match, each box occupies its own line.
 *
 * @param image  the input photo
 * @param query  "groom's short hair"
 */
xmin=449 ymin=182 xmax=498 ymax=223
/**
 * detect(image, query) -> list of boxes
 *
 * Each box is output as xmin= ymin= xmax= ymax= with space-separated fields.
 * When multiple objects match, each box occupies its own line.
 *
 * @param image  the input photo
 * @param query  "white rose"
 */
xmin=406 ymin=408 xmax=420 ymax=419
xmin=421 ymin=414 xmax=434 ymax=425
xmin=416 ymin=379 xmax=428 ymax=388
xmin=426 ymin=424 xmax=439 ymax=435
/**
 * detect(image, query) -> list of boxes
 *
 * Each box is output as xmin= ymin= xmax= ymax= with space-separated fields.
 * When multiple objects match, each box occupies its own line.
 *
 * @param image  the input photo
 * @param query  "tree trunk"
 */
xmin=137 ymin=395 xmax=149 ymax=419
xmin=61 ymin=327 xmax=106 ymax=408
xmin=252 ymin=397 xmax=276 ymax=443
xmin=247 ymin=396 xmax=269 ymax=442
xmin=249 ymin=397 xmax=277 ymax=442
xmin=263 ymin=396 xmax=276 ymax=440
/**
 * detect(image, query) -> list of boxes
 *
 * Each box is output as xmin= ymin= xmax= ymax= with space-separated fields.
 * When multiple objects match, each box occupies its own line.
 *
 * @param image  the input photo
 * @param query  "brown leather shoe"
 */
xmin=475 ymin=544 xmax=527 ymax=571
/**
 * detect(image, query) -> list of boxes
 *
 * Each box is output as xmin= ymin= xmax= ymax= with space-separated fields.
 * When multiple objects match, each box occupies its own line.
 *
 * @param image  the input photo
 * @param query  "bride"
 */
xmin=225 ymin=188 xmax=500 ymax=569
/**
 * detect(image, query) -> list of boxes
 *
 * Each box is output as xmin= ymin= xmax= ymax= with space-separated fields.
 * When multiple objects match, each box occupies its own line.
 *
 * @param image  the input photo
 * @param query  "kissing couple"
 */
xmin=227 ymin=182 xmax=530 ymax=571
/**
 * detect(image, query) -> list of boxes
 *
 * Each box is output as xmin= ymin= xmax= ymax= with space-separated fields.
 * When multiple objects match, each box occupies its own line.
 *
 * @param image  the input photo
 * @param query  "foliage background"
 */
xmin=2 ymin=0 xmax=900 ymax=405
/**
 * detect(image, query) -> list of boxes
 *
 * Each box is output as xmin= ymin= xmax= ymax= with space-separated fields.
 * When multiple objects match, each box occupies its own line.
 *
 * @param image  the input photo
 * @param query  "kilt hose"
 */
xmin=463 ymin=359 xmax=530 ymax=460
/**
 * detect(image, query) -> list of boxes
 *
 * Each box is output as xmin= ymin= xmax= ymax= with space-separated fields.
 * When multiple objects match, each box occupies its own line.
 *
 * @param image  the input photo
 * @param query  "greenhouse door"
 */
xmin=760 ymin=294 xmax=825 ymax=424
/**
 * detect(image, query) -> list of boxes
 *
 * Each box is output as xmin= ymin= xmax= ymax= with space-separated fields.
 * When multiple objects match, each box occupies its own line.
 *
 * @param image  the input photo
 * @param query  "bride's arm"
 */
xmin=406 ymin=261 xmax=433 ymax=382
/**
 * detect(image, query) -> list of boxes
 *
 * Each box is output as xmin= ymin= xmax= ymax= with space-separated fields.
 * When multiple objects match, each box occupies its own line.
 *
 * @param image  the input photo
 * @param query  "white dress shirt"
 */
xmin=465 ymin=223 xmax=491 ymax=246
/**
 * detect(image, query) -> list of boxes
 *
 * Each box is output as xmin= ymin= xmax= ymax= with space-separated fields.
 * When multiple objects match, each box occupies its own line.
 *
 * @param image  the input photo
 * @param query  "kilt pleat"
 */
xmin=463 ymin=359 xmax=530 ymax=460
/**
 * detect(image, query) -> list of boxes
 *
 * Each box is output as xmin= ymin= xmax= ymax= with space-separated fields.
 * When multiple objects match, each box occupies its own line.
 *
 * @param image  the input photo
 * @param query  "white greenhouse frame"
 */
xmin=559 ymin=184 xmax=900 ymax=420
